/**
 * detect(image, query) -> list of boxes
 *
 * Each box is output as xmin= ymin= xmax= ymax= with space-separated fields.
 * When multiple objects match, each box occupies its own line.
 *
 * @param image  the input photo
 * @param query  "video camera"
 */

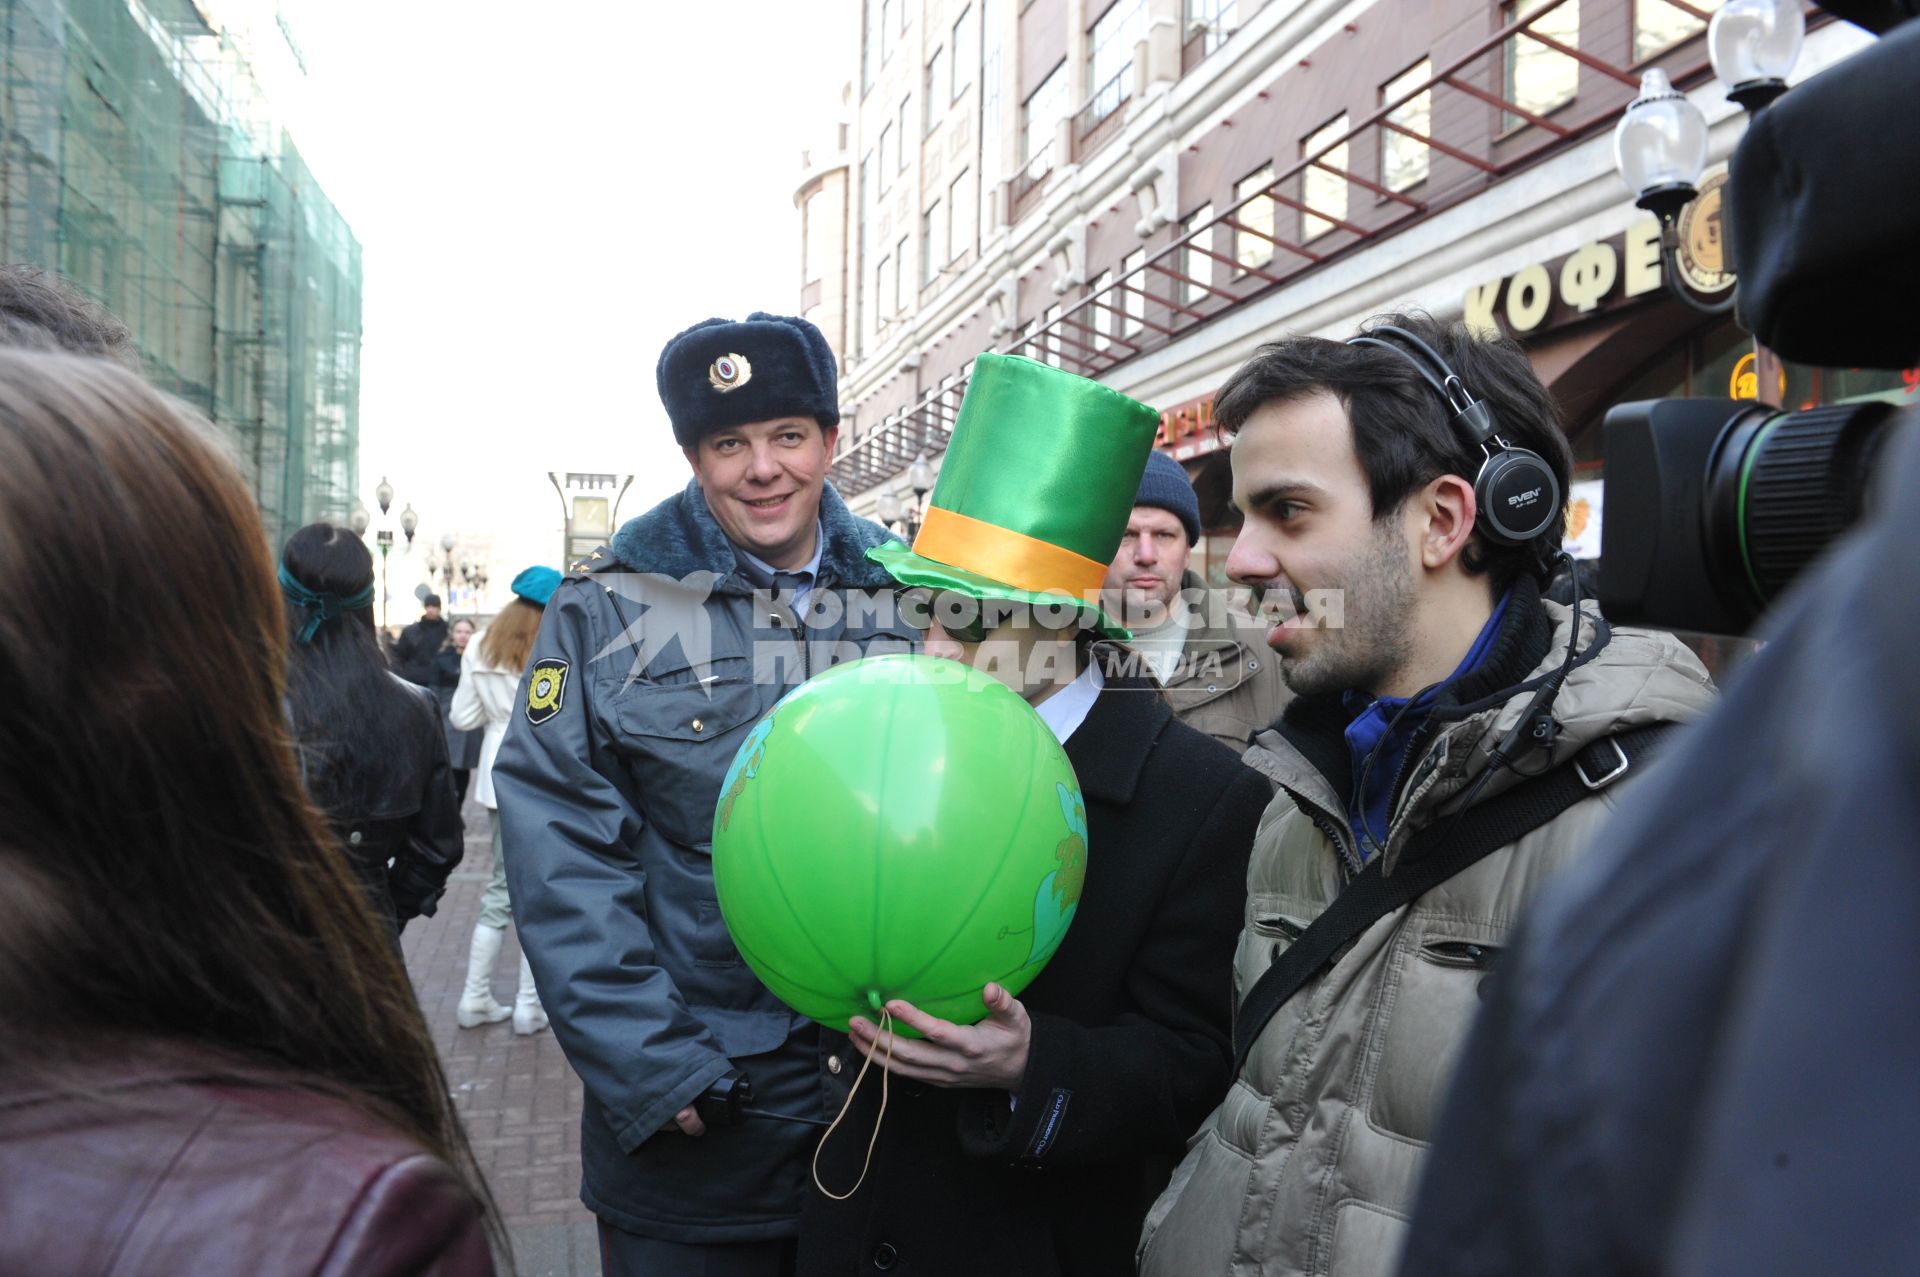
xmin=1598 ymin=6 xmax=1920 ymax=635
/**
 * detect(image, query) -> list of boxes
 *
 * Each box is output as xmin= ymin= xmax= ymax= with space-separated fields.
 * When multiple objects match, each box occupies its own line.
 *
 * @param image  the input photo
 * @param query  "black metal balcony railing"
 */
xmin=832 ymin=0 xmax=1730 ymax=497
xmin=1076 ymin=62 xmax=1133 ymax=142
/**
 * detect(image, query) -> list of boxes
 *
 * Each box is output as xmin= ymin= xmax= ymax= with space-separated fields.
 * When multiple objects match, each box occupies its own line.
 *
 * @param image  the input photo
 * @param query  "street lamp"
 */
xmin=375 ymin=476 xmax=393 ymax=517
xmin=1709 ymin=0 xmax=1805 ymax=113
xmin=907 ymin=451 xmax=935 ymax=542
xmin=877 ymin=486 xmax=903 ymax=531
xmin=348 ymin=500 xmax=370 ymax=537
xmin=374 ymin=529 xmax=394 ymax=630
xmin=440 ymin=531 xmax=456 ymax=555
xmin=1612 ymin=0 xmax=1802 ymax=318
xmin=399 ymin=503 xmax=418 ymax=549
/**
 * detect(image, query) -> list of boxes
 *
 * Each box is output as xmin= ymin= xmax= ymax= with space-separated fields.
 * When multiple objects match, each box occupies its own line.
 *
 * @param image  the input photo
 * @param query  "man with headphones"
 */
xmin=1136 ymin=313 xmax=1715 ymax=1277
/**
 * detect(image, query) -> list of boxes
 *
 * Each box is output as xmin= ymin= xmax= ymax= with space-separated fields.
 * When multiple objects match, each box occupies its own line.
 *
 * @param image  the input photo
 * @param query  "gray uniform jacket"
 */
xmin=494 ymin=479 xmax=911 ymax=1243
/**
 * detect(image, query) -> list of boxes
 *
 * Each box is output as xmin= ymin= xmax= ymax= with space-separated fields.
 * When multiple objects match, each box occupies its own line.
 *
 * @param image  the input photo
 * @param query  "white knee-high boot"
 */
xmin=512 ymin=950 xmax=548 ymax=1036
xmin=456 ymin=924 xmax=512 ymax=1028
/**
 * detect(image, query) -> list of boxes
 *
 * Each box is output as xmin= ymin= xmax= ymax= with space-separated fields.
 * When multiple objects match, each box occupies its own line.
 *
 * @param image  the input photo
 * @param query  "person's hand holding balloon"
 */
xmin=847 ymin=982 xmax=1032 ymax=1090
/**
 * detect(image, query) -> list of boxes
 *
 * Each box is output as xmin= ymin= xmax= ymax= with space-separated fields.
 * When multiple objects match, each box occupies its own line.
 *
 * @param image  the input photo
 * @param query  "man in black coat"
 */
xmin=391 ymin=594 xmax=448 ymax=687
xmin=799 ymin=353 xmax=1269 ymax=1276
xmin=802 ymin=661 xmax=1268 ymax=1276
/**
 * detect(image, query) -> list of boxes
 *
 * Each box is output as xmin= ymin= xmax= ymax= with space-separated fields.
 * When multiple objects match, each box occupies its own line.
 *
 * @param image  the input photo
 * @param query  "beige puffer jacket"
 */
xmin=1137 ymin=594 xmax=1715 ymax=1277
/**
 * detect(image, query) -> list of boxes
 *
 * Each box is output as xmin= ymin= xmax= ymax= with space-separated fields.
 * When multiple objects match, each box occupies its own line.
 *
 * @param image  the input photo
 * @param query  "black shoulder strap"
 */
xmin=1230 ymin=724 xmax=1674 ymax=1076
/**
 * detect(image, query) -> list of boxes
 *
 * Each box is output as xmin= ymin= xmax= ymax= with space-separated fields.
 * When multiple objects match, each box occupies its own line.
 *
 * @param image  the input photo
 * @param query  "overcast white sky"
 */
xmin=266 ymin=1 xmax=855 ymax=615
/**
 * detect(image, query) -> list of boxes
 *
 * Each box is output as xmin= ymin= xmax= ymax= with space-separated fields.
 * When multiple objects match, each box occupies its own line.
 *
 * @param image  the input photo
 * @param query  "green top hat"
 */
xmin=867 ymin=353 xmax=1161 ymax=639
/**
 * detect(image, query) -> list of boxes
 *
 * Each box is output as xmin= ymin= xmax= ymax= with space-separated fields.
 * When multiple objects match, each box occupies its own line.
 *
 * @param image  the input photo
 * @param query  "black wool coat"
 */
xmin=798 ymin=674 xmax=1272 ymax=1277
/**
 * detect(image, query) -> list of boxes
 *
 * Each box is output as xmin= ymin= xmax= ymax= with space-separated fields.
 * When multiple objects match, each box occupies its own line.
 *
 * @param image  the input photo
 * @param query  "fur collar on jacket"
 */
xmin=608 ymin=478 xmax=901 ymax=595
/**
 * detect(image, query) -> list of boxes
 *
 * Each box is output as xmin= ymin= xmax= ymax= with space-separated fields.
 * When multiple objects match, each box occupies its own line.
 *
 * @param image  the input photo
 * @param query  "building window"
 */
xmin=878 ymin=124 xmax=894 ymax=194
xmin=1505 ymin=0 xmax=1580 ymax=127
xmin=1381 ymin=60 xmax=1432 ymax=192
xmin=1183 ymin=203 xmax=1214 ymax=304
xmin=898 ymin=99 xmax=912 ymax=171
xmin=859 ymin=153 xmax=876 ymax=348
xmin=1122 ymin=249 xmax=1146 ymax=336
xmin=952 ymin=5 xmax=976 ymax=99
xmin=1088 ymin=269 xmax=1113 ymax=352
xmin=894 ymin=234 xmax=909 ymax=313
xmin=922 ymin=201 xmax=946 ymax=284
xmin=1302 ymin=115 xmax=1348 ymax=240
xmin=1088 ymin=0 xmax=1148 ymax=118
xmin=881 ymin=0 xmax=895 ymax=64
xmin=1635 ymin=0 xmax=1718 ymax=61
xmin=1233 ymin=165 xmax=1275 ymax=271
xmin=981 ymin=0 xmax=1003 ymax=196
xmin=876 ymin=254 xmax=893 ymax=325
xmin=949 ymin=169 xmax=977 ymax=261
xmin=1023 ymin=60 xmax=1068 ymax=177
xmin=863 ymin=0 xmax=882 ymax=93
xmin=925 ymin=48 xmax=948 ymax=133
xmin=1186 ymin=0 xmax=1237 ymax=56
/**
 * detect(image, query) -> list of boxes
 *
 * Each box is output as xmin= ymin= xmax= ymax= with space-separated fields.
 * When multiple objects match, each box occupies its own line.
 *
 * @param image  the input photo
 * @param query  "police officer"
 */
xmin=494 ymin=312 xmax=913 ymax=1275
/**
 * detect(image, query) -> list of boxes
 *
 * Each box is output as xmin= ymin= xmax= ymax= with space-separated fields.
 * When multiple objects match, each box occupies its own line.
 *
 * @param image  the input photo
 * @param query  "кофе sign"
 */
xmin=1464 ymin=181 xmax=1735 ymax=339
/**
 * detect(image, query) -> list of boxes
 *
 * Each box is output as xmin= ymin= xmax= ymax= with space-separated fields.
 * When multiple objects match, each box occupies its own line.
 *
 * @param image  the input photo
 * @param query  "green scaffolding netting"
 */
xmin=2 ymin=0 xmax=361 ymax=546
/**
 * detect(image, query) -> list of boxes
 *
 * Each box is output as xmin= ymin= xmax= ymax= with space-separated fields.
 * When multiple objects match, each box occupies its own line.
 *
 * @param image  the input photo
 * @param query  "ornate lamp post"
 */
xmin=907 ymin=451 xmax=934 ymax=542
xmin=1611 ymin=0 xmax=1803 ymax=317
xmin=374 ymin=529 xmax=394 ymax=629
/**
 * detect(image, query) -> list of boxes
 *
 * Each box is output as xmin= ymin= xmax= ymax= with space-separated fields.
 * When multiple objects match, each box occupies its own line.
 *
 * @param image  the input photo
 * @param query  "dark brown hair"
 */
xmin=1214 ymin=311 xmax=1572 ymax=589
xmin=478 ymin=597 xmax=544 ymax=675
xmin=0 ymin=350 xmax=501 ymax=1250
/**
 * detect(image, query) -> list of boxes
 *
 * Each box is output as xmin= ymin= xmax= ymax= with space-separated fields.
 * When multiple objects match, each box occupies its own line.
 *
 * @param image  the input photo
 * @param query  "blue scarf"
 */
xmin=278 ymin=564 xmax=375 ymax=643
xmin=1342 ymin=589 xmax=1511 ymax=861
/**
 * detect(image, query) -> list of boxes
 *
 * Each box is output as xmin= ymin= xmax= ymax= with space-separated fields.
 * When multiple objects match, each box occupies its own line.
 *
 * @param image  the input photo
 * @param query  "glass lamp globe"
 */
xmin=909 ymin=450 xmax=934 ymax=498
xmin=399 ymin=502 xmax=419 ymax=542
xmin=1710 ymin=0 xmax=1804 ymax=110
xmin=375 ymin=475 xmax=393 ymax=515
xmin=347 ymin=500 xmax=370 ymax=537
xmin=1614 ymin=69 xmax=1708 ymax=222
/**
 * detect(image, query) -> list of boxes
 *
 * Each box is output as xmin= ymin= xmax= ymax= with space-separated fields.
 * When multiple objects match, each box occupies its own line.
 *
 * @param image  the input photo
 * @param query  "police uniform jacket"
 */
xmin=494 ymin=478 xmax=911 ymax=1243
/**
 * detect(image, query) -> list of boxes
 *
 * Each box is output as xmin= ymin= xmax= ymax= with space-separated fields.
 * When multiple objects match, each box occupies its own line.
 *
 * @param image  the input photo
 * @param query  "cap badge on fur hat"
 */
xmin=709 ymin=353 xmax=752 ymax=393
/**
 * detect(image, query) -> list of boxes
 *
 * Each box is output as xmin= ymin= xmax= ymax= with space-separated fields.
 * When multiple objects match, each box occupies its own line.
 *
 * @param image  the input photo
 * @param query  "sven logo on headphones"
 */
xmin=1345 ymin=324 xmax=1561 ymax=546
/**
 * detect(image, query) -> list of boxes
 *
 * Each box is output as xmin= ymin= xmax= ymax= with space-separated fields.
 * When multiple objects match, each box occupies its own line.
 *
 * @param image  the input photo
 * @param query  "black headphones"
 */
xmin=1346 ymin=324 xmax=1561 ymax=547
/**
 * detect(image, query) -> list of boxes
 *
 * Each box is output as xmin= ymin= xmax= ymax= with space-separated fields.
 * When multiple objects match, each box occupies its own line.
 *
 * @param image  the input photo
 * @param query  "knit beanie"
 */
xmin=1133 ymin=449 xmax=1201 ymax=544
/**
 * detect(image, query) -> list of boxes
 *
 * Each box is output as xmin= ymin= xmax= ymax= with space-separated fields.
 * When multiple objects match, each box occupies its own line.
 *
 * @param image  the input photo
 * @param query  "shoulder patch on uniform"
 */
xmin=525 ymin=658 xmax=570 ymax=725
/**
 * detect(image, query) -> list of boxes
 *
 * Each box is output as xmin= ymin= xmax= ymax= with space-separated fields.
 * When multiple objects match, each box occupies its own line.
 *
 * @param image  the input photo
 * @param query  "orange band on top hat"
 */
xmin=911 ymin=505 xmax=1109 ymax=599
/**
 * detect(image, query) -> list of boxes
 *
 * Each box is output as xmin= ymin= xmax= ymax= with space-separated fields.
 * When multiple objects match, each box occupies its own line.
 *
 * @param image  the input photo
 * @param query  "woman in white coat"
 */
xmin=450 ymin=565 xmax=560 ymax=1035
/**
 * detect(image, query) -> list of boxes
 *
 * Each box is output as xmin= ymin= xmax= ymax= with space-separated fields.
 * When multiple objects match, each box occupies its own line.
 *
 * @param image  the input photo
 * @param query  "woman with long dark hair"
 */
xmin=451 ymin=568 xmax=559 ymax=1035
xmin=281 ymin=521 xmax=464 ymax=937
xmin=0 ymin=348 xmax=500 ymax=1272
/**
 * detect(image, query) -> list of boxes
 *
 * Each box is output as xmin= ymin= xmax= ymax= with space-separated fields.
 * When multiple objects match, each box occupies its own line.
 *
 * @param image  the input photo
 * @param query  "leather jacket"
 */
xmin=0 ymin=1054 xmax=494 ymax=1275
xmin=318 ymin=675 xmax=464 ymax=931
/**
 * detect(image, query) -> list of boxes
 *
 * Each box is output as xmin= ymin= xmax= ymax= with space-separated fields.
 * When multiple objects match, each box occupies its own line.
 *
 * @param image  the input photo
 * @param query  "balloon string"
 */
xmin=812 ymin=1006 xmax=893 ymax=1202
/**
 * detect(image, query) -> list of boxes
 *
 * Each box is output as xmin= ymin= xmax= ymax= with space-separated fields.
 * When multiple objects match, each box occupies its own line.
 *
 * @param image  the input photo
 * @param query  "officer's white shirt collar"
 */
xmin=735 ymin=522 xmax=825 ymax=605
xmin=1034 ymin=659 xmax=1103 ymax=745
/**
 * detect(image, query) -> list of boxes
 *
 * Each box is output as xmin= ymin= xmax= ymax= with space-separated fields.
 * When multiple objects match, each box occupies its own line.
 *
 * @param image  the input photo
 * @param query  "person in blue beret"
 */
xmin=449 ymin=565 xmax=563 ymax=1036
xmin=492 ymin=313 xmax=916 ymax=1275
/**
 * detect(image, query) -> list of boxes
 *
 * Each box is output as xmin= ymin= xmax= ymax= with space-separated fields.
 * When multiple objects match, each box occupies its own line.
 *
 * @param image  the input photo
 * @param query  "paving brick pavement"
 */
xmin=403 ymin=797 xmax=599 ymax=1277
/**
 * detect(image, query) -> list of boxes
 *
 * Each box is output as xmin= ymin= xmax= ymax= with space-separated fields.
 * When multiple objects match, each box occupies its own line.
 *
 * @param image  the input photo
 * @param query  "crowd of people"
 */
xmin=0 ymin=235 xmax=1903 ymax=1277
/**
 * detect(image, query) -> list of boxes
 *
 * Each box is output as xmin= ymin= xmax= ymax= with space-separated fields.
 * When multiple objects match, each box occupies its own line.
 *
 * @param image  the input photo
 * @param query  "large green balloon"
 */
xmin=711 ymin=653 xmax=1087 ymax=1033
